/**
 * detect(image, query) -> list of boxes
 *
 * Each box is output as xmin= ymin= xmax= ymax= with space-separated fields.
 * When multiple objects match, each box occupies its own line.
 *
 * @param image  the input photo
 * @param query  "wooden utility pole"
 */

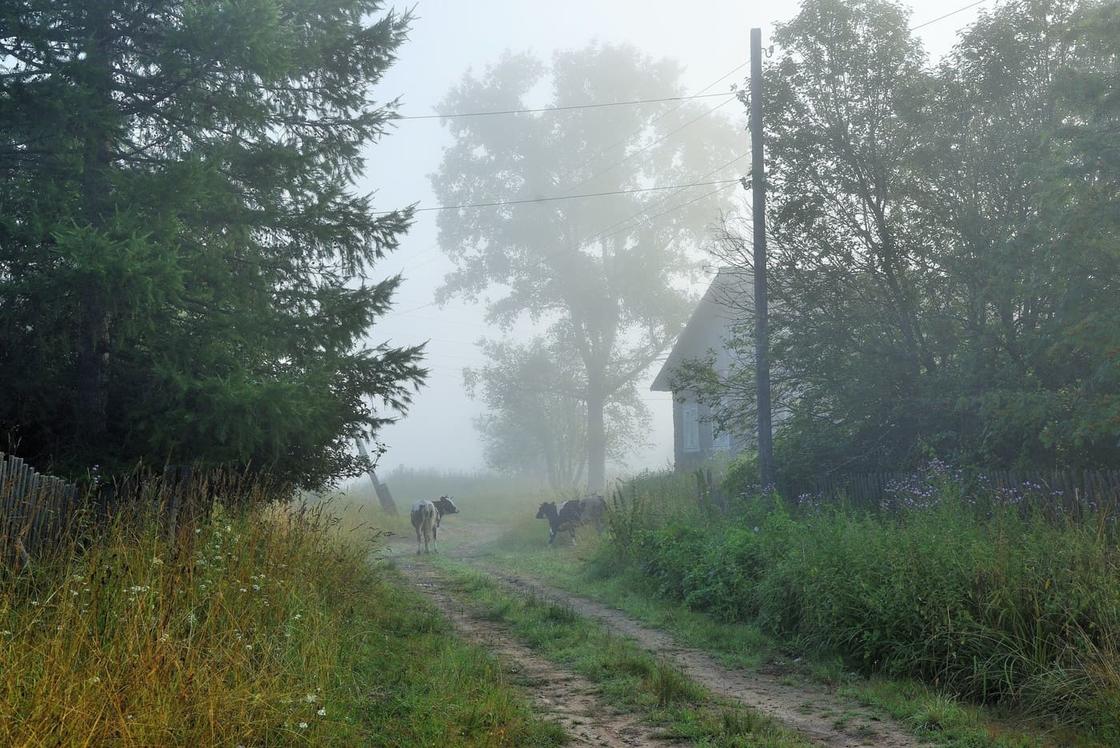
xmin=750 ymin=27 xmax=775 ymax=489
xmin=355 ymin=439 xmax=398 ymax=515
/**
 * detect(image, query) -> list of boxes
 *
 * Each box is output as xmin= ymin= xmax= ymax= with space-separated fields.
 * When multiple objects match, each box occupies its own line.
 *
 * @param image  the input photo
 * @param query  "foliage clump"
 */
xmin=680 ymin=0 xmax=1120 ymax=479
xmin=0 ymin=0 xmax=424 ymax=488
xmin=602 ymin=469 xmax=1120 ymax=737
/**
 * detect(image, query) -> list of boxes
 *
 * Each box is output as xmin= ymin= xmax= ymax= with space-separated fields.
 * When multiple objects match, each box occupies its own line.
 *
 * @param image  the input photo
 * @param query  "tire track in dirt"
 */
xmin=474 ymin=563 xmax=924 ymax=748
xmin=396 ymin=556 xmax=674 ymax=747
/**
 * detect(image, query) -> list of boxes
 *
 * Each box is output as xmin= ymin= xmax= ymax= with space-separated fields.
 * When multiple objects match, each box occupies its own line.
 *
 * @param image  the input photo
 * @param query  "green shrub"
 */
xmin=601 ymin=470 xmax=1120 ymax=736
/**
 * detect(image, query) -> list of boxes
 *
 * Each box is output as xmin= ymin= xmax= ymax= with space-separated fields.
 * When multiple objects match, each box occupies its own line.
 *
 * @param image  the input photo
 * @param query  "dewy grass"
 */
xmin=0 ymin=488 xmax=563 ymax=746
xmin=434 ymin=558 xmax=813 ymax=748
xmin=482 ymin=538 xmax=1061 ymax=748
xmin=596 ymin=472 xmax=1120 ymax=744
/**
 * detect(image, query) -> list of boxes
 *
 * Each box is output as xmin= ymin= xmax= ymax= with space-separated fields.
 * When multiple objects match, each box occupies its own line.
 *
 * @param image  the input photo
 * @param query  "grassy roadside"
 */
xmin=468 ymin=514 xmax=1087 ymax=748
xmin=0 ymin=492 xmax=563 ymax=746
xmin=430 ymin=556 xmax=813 ymax=748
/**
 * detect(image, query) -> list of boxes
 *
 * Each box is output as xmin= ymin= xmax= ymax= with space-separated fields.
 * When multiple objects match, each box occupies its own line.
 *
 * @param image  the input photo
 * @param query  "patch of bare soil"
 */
xmin=397 ymin=557 xmax=673 ymax=747
xmin=477 ymin=566 xmax=925 ymax=748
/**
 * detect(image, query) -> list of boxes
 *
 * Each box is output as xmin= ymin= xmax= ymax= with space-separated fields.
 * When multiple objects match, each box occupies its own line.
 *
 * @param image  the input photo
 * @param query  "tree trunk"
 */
xmin=76 ymin=287 xmax=110 ymax=448
xmin=586 ymin=377 xmax=606 ymax=494
xmin=75 ymin=1 xmax=115 ymax=451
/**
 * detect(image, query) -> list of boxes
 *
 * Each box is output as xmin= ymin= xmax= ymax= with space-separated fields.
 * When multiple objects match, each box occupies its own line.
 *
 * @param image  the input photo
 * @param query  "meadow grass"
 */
xmin=439 ymin=476 xmax=1106 ymax=747
xmin=0 ymin=489 xmax=564 ymax=746
xmin=434 ymin=558 xmax=813 ymax=748
xmin=592 ymin=471 xmax=1120 ymax=744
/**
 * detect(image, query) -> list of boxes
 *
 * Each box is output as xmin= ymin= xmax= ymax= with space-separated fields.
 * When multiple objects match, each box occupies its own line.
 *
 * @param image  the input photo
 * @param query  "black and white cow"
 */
xmin=579 ymin=494 xmax=608 ymax=533
xmin=431 ymin=495 xmax=459 ymax=547
xmin=535 ymin=499 xmax=583 ymax=545
xmin=410 ymin=500 xmax=437 ymax=555
xmin=411 ymin=495 xmax=460 ymax=554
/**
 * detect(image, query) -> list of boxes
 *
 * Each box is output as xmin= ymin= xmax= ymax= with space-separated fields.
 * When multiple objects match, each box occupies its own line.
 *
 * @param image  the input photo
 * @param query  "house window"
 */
xmin=682 ymin=402 xmax=700 ymax=453
xmin=713 ymin=394 xmax=732 ymax=452
xmin=713 ymin=427 xmax=732 ymax=452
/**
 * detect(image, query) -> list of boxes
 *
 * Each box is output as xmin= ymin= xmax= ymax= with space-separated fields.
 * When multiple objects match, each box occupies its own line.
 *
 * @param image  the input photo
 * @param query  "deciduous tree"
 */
xmin=432 ymin=44 xmax=741 ymax=490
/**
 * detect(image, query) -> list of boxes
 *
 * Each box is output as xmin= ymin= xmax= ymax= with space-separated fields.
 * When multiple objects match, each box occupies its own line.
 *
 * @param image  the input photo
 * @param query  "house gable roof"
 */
xmin=650 ymin=268 xmax=752 ymax=392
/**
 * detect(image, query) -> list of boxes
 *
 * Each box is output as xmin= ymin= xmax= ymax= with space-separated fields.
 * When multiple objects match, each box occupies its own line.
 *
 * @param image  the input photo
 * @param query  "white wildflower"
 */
xmin=298 ymin=722 xmax=308 ymax=729
xmin=305 ymin=693 xmax=317 ymax=703
xmin=317 ymin=708 xmax=326 ymax=717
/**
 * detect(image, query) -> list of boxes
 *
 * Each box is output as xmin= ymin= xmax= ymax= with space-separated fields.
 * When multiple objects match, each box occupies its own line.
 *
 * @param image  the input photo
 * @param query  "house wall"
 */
xmin=672 ymin=391 xmax=724 ymax=472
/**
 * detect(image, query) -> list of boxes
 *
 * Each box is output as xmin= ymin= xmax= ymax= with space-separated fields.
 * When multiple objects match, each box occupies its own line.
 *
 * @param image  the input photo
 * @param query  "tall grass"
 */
xmin=0 ymin=481 xmax=562 ymax=745
xmin=601 ymin=470 xmax=1120 ymax=738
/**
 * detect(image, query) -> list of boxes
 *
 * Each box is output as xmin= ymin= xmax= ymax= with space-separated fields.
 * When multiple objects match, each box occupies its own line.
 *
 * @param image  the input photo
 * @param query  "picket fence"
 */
xmin=0 ymin=453 xmax=219 ymax=569
xmin=782 ymin=468 xmax=1120 ymax=518
xmin=0 ymin=451 xmax=82 ymax=565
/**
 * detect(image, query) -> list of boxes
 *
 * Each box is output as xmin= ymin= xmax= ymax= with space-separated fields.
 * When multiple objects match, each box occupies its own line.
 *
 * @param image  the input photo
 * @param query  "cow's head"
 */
xmin=535 ymin=501 xmax=555 ymax=519
xmin=434 ymin=495 xmax=459 ymax=516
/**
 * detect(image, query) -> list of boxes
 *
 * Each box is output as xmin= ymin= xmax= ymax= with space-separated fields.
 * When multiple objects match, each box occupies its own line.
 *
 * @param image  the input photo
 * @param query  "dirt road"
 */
xmin=391 ymin=522 xmax=924 ymax=748
xmin=396 ymin=556 xmax=674 ymax=747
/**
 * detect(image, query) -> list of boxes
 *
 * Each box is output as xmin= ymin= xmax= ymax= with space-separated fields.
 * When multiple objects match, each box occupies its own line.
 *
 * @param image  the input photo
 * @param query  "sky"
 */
xmin=359 ymin=0 xmax=992 ymax=476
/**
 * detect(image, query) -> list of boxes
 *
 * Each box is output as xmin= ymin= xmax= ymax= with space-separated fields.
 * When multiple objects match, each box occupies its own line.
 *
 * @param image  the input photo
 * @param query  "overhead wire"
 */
xmin=909 ymin=0 xmax=988 ymax=31
xmin=394 ymin=91 xmax=733 ymax=120
xmin=575 ymin=151 xmax=750 ymax=249
xmin=560 ymin=94 xmax=740 ymax=197
xmin=377 ymin=178 xmax=741 ymax=215
xmin=381 ymin=2 xmax=990 ymax=328
xmin=560 ymin=60 xmax=749 ymax=186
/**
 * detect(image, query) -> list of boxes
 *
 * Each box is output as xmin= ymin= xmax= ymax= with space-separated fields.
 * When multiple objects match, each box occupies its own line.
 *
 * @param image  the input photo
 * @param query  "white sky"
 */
xmin=359 ymin=0 xmax=992 ymax=476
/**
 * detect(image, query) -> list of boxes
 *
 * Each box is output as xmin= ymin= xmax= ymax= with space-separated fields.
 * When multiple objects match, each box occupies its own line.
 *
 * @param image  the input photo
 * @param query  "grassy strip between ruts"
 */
xmin=429 ymin=556 xmax=814 ymax=748
xmin=0 ymin=494 xmax=564 ymax=747
xmin=469 ymin=516 xmax=1089 ymax=748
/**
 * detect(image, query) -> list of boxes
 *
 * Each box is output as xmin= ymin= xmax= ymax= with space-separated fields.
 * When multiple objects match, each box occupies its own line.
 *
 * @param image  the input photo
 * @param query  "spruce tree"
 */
xmin=0 ymin=0 xmax=424 ymax=488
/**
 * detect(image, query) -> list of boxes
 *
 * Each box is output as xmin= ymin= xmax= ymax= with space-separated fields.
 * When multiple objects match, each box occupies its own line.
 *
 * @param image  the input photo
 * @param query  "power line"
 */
xmin=563 ymin=60 xmax=750 ymax=182
xmin=577 ymin=152 xmax=749 ymax=247
xmin=595 ymin=182 xmax=740 ymax=245
xmin=383 ymin=178 xmax=741 ymax=215
xmin=564 ymin=95 xmax=739 ymax=195
xmin=909 ymin=0 xmax=988 ymax=31
xmin=395 ymin=92 xmax=732 ymax=121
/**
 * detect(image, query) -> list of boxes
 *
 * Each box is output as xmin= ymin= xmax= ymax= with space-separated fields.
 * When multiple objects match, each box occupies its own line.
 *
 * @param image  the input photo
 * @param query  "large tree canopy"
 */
xmin=685 ymin=0 xmax=1119 ymax=480
xmin=432 ymin=43 xmax=742 ymax=490
xmin=0 ymin=0 xmax=425 ymax=488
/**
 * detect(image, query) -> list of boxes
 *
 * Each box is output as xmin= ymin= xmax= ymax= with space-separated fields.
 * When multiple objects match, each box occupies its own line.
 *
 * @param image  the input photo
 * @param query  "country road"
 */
xmin=386 ymin=518 xmax=925 ymax=748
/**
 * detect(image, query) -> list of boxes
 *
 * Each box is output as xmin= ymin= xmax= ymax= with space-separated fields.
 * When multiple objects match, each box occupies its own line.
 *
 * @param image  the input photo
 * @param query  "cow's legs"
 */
xmin=415 ymin=525 xmax=422 ymax=555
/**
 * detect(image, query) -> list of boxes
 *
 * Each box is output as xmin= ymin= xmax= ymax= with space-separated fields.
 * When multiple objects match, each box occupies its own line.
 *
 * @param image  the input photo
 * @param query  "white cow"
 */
xmin=410 ymin=495 xmax=459 ymax=554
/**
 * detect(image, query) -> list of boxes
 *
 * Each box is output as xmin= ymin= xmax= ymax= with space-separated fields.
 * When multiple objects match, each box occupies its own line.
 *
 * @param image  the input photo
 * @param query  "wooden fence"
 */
xmin=782 ymin=468 xmax=1120 ymax=518
xmin=1 ymin=454 xmax=224 ymax=569
xmin=0 ymin=451 xmax=82 ymax=566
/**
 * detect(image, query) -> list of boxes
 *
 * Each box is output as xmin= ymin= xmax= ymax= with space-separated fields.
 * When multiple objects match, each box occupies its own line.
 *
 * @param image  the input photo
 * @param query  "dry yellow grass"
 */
xmin=0 ymin=485 xmax=565 ymax=747
xmin=0 ymin=499 xmax=357 ymax=745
